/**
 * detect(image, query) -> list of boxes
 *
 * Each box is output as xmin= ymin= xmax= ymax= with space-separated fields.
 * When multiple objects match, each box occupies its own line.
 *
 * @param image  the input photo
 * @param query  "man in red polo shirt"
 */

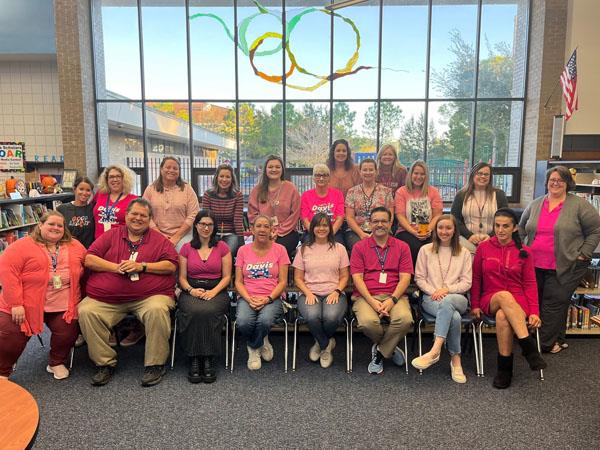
xmin=350 ymin=206 xmax=414 ymax=374
xmin=78 ymin=198 xmax=178 ymax=387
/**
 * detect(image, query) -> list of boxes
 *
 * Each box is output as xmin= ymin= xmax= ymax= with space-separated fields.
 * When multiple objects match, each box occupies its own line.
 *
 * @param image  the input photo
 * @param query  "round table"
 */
xmin=0 ymin=380 xmax=39 ymax=449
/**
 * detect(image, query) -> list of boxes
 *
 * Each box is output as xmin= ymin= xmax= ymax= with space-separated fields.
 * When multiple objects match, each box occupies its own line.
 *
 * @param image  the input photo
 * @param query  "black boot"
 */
xmin=493 ymin=353 xmax=513 ymax=389
xmin=518 ymin=336 xmax=547 ymax=370
xmin=202 ymin=356 xmax=217 ymax=384
xmin=188 ymin=356 xmax=202 ymax=384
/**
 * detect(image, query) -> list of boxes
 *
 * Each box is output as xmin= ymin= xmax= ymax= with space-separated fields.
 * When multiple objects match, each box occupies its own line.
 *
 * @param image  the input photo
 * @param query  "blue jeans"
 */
xmin=236 ymin=298 xmax=283 ymax=349
xmin=422 ymin=293 xmax=468 ymax=355
xmin=218 ymin=233 xmax=243 ymax=258
xmin=297 ymin=293 xmax=347 ymax=349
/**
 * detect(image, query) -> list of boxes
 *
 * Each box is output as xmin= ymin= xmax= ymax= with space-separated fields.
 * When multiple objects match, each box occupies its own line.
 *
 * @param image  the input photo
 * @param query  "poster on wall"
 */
xmin=0 ymin=142 xmax=25 ymax=171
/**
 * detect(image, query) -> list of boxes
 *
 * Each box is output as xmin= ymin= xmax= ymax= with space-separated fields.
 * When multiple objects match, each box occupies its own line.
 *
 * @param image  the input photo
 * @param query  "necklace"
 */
xmin=472 ymin=191 xmax=487 ymax=231
xmin=436 ymin=247 xmax=453 ymax=289
xmin=269 ymin=183 xmax=282 ymax=209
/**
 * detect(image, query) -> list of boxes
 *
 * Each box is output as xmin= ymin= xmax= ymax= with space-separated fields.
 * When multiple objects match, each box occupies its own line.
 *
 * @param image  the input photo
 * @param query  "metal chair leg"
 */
xmin=37 ymin=334 xmax=45 ymax=347
xmin=471 ymin=323 xmax=480 ymax=377
xmin=349 ymin=317 xmax=355 ymax=373
xmin=417 ymin=318 xmax=423 ymax=375
xmin=344 ymin=317 xmax=350 ymax=373
xmin=535 ymin=328 xmax=544 ymax=381
xmin=170 ymin=317 xmax=177 ymax=370
xmin=292 ymin=318 xmax=298 ymax=372
xmin=478 ymin=321 xmax=485 ymax=377
xmin=283 ymin=318 xmax=288 ymax=373
xmin=224 ymin=315 xmax=229 ymax=369
xmin=69 ymin=347 xmax=74 ymax=371
xmin=404 ymin=335 xmax=409 ymax=374
xmin=230 ymin=321 xmax=236 ymax=373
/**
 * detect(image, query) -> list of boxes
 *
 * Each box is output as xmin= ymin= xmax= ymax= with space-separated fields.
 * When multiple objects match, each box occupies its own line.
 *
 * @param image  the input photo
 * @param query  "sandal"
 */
xmin=549 ymin=343 xmax=564 ymax=354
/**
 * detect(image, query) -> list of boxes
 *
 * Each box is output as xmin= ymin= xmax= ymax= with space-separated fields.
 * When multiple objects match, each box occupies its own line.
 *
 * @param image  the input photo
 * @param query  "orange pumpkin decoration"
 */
xmin=5 ymin=177 xmax=17 ymax=194
xmin=41 ymin=176 xmax=57 ymax=194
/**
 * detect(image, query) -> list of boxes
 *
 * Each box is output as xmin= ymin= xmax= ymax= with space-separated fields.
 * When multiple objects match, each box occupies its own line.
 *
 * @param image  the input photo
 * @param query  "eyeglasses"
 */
xmin=475 ymin=172 xmax=491 ymax=178
xmin=108 ymin=175 xmax=123 ymax=180
xmin=314 ymin=174 xmax=330 ymax=178
xmin=197 ymin=222 xmax=214 ymax=228
xmin=548 ymin=178 xmax=566 ymax=185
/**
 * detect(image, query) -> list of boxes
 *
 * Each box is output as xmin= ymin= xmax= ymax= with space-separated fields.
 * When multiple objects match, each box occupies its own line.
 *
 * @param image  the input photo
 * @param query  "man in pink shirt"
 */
xmin=350 ymin=206 xmax=414 ymax=374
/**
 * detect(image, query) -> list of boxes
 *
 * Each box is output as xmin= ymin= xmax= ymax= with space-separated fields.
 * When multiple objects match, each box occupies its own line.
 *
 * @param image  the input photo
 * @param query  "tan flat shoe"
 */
xmin=450 ymin=361 xmax=467 ymax=384
xmin=47 ymin=364 xmax=70 ymax=380
xmin=411 ymin=353 xmax=440 ymax=370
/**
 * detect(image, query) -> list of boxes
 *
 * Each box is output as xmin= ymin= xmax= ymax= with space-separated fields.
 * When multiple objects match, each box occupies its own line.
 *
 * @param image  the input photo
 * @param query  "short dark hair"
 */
xmin=190 ymin=209 xmax=218 ymax=249
xmin=370 ymin=206 xmax=392 ymax=221
xmin=545 ymin=165 xmax=576 ymax=192
xmin=359 ymin=158 xmax=377 ymax=170
xmin=494 ymin=208 xmax=528 ymax=259
xmin=73 ymin=176 xmax=94 ymax=190
xmin=127 ymin=198 xmax=153 ymax=218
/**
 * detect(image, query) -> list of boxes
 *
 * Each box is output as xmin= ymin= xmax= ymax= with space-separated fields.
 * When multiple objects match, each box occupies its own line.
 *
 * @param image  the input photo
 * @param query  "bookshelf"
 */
xmin=0 ymin=193 xmax=74 ymax=253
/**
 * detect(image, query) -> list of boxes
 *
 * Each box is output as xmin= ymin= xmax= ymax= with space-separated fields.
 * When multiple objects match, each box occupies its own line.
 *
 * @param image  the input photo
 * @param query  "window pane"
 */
xmin=237 ymin=1 xmax=283 ymax=100
xmin=191 ymin=102 xmax=237 ymax=168
xmin=493 ymin=173 xmax=514 ymax=197
xmin=384 ymin=102 xmax=425 ymax=167
xmin=286 ymin=102 xmax=329 ymax=168
xmin=97 ymin=101 xmax=143 ymax=167
xmin=331 ymin=102 xmax=376 ymax=159
xmin=144 ymin=102 xmax=191 ymax=183
xmin=189 ymin=0 xmax=235 ymax=100
xmin=332 ymin=1 xmax=379 ymax=99
xmin=474 ymin=101 xmax=523 ymax=166
xmin=284 ymin=1 xmax=331 ymax=100
xmin=429 ymin=0 xmax=478 ymax=99
xmin=381 ymin=0 xmax=428 ymax=99
xmin=92 ymin=0 xmax=141 ymax=100
xmin=141 ymin=0 xmax=188 ymax=100
xmin=239 ymin=102 xmax=283 ymax=194
xmin=478 ymin=0 xmax=528 ymax=98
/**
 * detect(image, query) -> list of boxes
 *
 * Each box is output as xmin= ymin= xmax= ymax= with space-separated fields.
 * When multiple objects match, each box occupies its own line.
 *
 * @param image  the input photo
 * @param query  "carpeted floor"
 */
xmin=9 ymin=330 xmax=600 ymax=449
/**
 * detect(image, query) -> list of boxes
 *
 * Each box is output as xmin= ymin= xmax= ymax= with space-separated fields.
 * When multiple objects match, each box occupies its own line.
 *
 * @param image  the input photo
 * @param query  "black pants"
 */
xmin=395 ymin=230 xmax=431 ymax=267
xmin=276 ymin=230 xmax=300 ymax=261
xmin=177 ymin=288 xmax=230 ymax=357
xmin=536 ymin=262 xmax=587 ymax=351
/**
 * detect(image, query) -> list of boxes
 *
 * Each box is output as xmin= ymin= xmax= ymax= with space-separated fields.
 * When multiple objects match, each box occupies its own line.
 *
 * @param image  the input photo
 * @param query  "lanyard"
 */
xmin=126 ymin=235 xmax=144 ymax=256
xmin=360 ymin=183 xmax=377 ymax=217
xmin=374 ymin=245 xmax=389 ymax=272
xmin=105 ymin=193 xmax=124 ymax=218
xmin=48 ymin=244 xmax=59 ymax=272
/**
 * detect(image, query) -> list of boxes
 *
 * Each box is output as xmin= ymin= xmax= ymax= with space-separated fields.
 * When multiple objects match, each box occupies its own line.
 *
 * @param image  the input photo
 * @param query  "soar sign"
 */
xmin=0 ymin=142 xmax=25 ymax=171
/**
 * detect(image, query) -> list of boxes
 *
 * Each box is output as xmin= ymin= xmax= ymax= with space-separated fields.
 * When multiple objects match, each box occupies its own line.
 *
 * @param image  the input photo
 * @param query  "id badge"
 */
xmin=129 ymin=252 xmax=138 ymax=261
xmin=378 ymin=272 xmax=387 ymax=284
xmin=271 ymin=216 xmax=279 ymax=226
xmin=103 ymin=222 xmax=112 ymax=232
xmin=129 ymin=272 xmax=140 ymax=282
xmin=52 ymin=275 xmax=62 ymax=289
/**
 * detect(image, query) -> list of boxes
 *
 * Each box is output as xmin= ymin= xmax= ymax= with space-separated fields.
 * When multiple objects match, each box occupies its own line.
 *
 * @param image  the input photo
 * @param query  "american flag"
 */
xmin=560 ymin=49 xmax=578 ymax=121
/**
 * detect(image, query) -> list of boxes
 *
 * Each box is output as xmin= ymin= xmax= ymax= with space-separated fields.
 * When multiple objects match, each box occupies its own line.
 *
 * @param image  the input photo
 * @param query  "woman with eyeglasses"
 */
xmin=201 ymin=164 xmax=244 ymax=257
xmin=248 ymin=155 xmax=301 ymax=259
xmin=451 ymin=162 xmax=508 ymax=254
xmin=143 ymin=157 xmax=200 ymax=250
xmin=519 ymin=165 xmax=600 ymax=354
xmin=471 ymin=208 xmax=547 ymax=389
xmin=345 ymin=158 xmax=394 ymax=252
xmin=300 ymin=164 xmax=345 ymax=245
xmin=293 ymin=213 xmax=350 ymax=368
xmin=326 ymin=139 xmax=361 ymax=197
xmin=93 ymin=164 xmax=138 ymax=239
xmin=394 ymin=160 xmax=443 ymax=266
xmin=178 ymin=210 xmax=232 ymax=383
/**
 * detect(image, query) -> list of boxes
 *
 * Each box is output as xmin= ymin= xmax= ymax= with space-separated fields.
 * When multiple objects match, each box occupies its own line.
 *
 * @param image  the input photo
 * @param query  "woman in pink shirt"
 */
xmin=235 ymin=215 xmax=290 ymax=370
xmin=326 ymin=139 xmax=361 ymax=197
xmin=471 ymin=208 xmax=546 ymax=389
xmin=412 ymin=215 xmax=471 ymax=383
xmin=293 ymin=212 xmax=350 ymax=368
xmin=0 ymin=211 xmax=86 ymax=380
xmin=143 ymin=156 xmax=200 ymax=250
xmin=300 ymin=163 xmax=345 ymax=245
xmin=395 ymin=160 xmax=443 ymax=265
xmin=375 ymin=144 xmax=407 ymax=193
xmin=248 ymin=155 xmax=301 ymax=259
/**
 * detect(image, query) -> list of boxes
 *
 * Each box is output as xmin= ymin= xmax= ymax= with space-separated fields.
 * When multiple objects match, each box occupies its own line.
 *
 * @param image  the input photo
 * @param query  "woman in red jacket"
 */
xmin=471 ymin=208 xmax=547 ymax=389
xmin=0 ymin=210 xmax=86 ymax=380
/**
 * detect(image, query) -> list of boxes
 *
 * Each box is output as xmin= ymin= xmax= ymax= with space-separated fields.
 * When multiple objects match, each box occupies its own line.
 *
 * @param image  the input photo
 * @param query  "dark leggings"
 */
xmin=276 ymin=231 xmax=300 ymax=260
xmin=395 ymin=230 xmax=431 ymax=267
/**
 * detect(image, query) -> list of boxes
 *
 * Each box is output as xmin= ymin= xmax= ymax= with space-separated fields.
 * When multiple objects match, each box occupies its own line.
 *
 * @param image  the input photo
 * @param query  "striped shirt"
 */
xmin=202 ymin=189 xmax=245 ymax=235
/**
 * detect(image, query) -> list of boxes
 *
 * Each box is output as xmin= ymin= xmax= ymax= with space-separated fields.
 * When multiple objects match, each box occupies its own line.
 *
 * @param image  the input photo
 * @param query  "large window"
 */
xmin=92 ymin=0 xmax=529 ymax=201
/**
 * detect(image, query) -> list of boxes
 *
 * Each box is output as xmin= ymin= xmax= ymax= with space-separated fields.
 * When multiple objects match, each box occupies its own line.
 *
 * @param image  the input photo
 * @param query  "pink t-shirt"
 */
xmin=179 ymin=240 xmax=230 ymax=280
xmin=236 ymin=242 xmax=290 ymax=297
xmin=44 ymin=244 xmax=71 ymax=312
xmin=530 ymin=197 xmax=562 ymax=270
xmin=292 ymin=242 xmax=350 ymax=296
xmin=93 ymin=192 xmax=138 ymax=239
xmin=300 ymin=188 xmax=345 ymax=222
xmin=394 ymin=186 xmax=443 ymax=232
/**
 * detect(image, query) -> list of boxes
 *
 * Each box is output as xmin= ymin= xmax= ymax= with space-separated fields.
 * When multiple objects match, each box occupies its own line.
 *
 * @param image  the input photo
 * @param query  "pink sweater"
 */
xmin=471 ymin=237 xmax=539 ymax=317
xmin=248 ymin=181 xmax=301 ymax=237
xmin=414 ymin=244 xmax=472 ymax=295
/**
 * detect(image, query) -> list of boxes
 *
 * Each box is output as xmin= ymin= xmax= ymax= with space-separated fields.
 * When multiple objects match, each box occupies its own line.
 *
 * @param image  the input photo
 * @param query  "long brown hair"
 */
xmin=431 ymin=214 xmax=460 ymax=256
xmin=405 ymin=160 xmax=430 ymax=195
xmin=459 ymin=162 xmax=496 ymax=202
xmin=153 ymin=156 xmax=185 ymax=193
xmin=257 ymin=155 xmax=285 ymax=203
xmin=30 ymin=210 xmax=72 ymax=244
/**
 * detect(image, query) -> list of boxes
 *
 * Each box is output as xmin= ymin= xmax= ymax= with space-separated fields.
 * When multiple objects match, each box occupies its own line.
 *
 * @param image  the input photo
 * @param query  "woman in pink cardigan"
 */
xmin=471 ymin=208 xmax=546 ymax=389
xmin=0 ymin=211 xmax=86 ymax=380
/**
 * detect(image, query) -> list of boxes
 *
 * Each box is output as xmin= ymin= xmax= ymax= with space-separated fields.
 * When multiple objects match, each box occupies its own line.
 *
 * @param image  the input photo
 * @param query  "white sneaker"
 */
xmin=319 ymin=338 xmax=336 ymax=368
xmin=260 ymin=336 xmax=274 ymax=362
xmin=46 ymin=364 xmax=70 ymax=380
xmin=247 ymin=346 xmax=261 ymax=370
xmin=309 ymin=340 xmax=322 ymax=362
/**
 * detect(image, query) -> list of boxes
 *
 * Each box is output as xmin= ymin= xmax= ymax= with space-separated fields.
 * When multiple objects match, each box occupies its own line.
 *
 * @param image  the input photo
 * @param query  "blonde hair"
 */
xmin=30 ymin=210 xmax=72 ymax=244
xmin=312 ymin=164 xmax=330 ymax=176
xmin=406 ymin=160 xmax=430 ymax=195
xmin=97 ymin=164 xmax=135 ymax=195
xmin=252 ymin=214 xmax=273 ymax=227
xmin=376 ymin=144 xmax=404 ymax=178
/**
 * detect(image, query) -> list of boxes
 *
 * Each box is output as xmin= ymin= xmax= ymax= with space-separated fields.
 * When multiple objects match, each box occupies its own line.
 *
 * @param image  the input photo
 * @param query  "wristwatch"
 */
xmin=267 ymin=296 xmax=274 ymax=304
xmin=334 ymin=289 xmax=343 ymax=295
xmin=391 ymin=296 xmax=399 ymax=304
xmin=141 ymin=262 xmax=147 ymax=273
xmin=186 ymin=286 xmax=193 ymax=294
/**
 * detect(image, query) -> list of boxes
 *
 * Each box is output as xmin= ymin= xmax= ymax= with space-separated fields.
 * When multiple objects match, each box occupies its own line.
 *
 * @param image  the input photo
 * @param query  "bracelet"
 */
xmin=334 ymin=289 xmax=343 ymax=295
xmin=186 ymin=287 xmax=193 ymax=294
xmin=391 ymin=295 xmax=399 ymax=304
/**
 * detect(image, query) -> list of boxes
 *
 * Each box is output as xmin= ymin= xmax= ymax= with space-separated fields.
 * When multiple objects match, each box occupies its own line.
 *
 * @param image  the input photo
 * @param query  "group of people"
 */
xmin=1 ymin=142 xmax=599 ymax=390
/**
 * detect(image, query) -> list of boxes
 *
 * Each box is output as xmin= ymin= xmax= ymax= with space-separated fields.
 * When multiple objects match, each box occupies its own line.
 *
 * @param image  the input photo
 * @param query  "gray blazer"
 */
xmin=519 ymin=194 xmax=600 ymax=284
